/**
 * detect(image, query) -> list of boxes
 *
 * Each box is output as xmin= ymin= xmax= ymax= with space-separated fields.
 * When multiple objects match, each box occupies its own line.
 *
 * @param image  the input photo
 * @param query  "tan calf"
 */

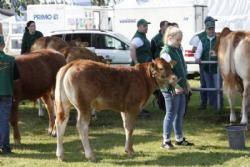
xmin=54 ymin=58 xmax=176 ymax=161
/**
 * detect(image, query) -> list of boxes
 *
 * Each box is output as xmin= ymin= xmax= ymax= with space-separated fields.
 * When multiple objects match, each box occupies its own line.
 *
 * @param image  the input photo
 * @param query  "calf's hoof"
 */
xmin=14 ymin=139 xmax=21 ymax=146
xmin=125 ymin=149 xmax=135 ymax=157
xmin=87 ymin=156 xmax=97 ymax=162
xmin=48 ymin=128 xmax=57 ymax=137
xmin=57 ymin=156 xmax=64 ymax=161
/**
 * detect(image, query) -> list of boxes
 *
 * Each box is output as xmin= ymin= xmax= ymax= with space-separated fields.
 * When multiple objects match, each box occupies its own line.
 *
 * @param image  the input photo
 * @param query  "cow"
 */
xmin=54 ymin=58 xmax=176 ymax=161
xmin=31 ymin=36 xmax=106 ymax=63
xmin=215 ymin=27 xmax=250 ymax=124
xmin=11 ymin=49 xmax=66 ymax=145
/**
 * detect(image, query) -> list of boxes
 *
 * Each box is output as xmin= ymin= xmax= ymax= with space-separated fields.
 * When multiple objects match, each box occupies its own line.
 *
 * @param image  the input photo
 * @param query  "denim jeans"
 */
xmin=162 ymin=92 xmax=186 ymax=142
xmin=203 ymin=72 xmax=223 ymax=110
xmin=199 ymin=65 xmax=208 ymax=107
xmin=0 ymin=97 xmax=12 ymax=148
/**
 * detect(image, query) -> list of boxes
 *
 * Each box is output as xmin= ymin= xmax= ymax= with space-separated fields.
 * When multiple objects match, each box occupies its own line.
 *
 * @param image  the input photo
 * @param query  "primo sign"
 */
xmin=33 ymin=14 xmax=59 ymax=20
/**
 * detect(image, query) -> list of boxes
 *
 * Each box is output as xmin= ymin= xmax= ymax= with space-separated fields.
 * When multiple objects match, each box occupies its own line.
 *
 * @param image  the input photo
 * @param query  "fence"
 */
xmin=186 ymin=60 xmax=223 ymax=111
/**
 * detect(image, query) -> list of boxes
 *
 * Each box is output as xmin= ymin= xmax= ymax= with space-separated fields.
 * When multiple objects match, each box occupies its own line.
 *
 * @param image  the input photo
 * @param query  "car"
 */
xmin=49 ymin=29 xmax=132 ymax=65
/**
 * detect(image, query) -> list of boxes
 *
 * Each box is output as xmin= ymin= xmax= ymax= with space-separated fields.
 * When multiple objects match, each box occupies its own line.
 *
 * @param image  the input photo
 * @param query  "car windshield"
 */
xmin=112 ymin=33 xmax=131 ymax=45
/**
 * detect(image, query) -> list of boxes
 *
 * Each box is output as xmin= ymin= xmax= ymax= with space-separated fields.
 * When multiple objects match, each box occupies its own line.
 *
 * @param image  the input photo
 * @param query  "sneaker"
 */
xmin=175 ymin=138 xmax=194 ymax=146
xmin=1 ymin=146 xmax=12 ymax=154
xmin=161 ymin=141 xmax=174 ymax=149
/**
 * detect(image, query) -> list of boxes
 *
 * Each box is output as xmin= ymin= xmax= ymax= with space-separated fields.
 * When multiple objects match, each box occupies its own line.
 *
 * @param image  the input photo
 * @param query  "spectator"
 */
xmin=151 ymin=20 xmax=169 ymax=59
xmin=21 ymin=20 xmax=44 ymax=116
xmin=189 ymin=17 xmax=214 ymax=110
xmin=0 ymin=35 xmax=20 ymax=154
xmin=194 ymin=16 xmax=222 ymax=110
xmin=160 ymin=26 xmax=193 ymax=149
xmin=21 ymin=20 xmax=43 ymax=54
xmin=130 ymin=18 xmax=153 ymax=117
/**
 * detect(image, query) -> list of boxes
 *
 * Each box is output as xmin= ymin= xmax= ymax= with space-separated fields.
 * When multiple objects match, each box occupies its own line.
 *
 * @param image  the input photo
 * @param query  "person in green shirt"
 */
xmin=194 ymin=16 xmax=223 ymax=111
xmin=151 ymin=20 xmax=169 ymax=59
xmin=21 ymin=20 xmax=43 ymax=54
xmin=0 ymin=35 xmax=19 ymax=154
xmin=130 ymin=18 xmax=153 ymax=117
xmin=160 ymin=26 xmax=193 ymax=149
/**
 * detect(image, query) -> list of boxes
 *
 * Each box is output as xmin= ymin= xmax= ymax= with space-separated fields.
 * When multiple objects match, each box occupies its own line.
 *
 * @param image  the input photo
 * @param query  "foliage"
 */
xmin=0 ymin=0 xmax=11 ymax=9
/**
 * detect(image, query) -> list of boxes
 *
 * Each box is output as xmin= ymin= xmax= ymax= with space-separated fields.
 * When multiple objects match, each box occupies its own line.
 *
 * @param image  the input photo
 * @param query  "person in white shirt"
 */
xmin=194 ymin=16 xmax=222 ymax=111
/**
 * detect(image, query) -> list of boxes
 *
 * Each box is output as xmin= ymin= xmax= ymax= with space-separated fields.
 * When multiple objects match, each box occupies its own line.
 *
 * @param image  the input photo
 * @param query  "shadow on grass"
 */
xmin=112 ymin=151 xmax=250 ymax=166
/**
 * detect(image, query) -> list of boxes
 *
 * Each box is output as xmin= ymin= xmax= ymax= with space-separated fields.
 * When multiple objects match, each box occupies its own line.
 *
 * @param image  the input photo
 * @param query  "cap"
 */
xmin=137 ymin=19 xmax=151 ymax=27
xmin=204 ymin=16 xmax=218 ymax=24
xmin=0 ymin=35 xmax=5 ymax=44
xmin=205 ymin=21 xmax=215 ymax=29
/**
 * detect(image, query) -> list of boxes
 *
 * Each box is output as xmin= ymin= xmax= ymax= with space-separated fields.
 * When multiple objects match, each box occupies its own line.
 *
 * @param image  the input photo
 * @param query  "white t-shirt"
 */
xmin=189 ymin=35 xmax=200 ymax=47
xmin=131 ymin=37 xmax=144 ymax=48
xmin=160 ymin=52 xmax=171 ymax=62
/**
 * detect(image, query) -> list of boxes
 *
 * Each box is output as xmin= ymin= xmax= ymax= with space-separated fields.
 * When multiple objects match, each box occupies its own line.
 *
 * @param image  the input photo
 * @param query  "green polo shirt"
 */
xmin=0 ymin=51 xmax=19 ymax=96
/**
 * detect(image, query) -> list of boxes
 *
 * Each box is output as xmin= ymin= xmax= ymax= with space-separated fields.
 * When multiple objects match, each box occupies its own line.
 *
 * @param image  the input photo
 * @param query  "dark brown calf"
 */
xmin=11 ymin=49 xmax=66 ymax=144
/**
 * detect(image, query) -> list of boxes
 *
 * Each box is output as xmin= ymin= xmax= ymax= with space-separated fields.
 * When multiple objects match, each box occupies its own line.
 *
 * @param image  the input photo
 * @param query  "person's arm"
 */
xmin=130 ymin=37 xmax=143 ymax=64
xmin=194 ymin=41 xmax=203 ymax=62
xmin=130 ymin=44 xmax=138 ymax=64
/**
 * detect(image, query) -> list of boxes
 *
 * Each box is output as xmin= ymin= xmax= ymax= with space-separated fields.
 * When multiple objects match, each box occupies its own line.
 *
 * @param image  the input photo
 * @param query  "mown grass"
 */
xmin=1 ymin=80 xmax=250 ymax=167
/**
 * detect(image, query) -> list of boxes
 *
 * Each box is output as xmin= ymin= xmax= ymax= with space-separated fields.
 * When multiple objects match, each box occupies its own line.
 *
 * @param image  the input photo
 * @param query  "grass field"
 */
xmin=0 ymin=80 xmax=250 ymax=167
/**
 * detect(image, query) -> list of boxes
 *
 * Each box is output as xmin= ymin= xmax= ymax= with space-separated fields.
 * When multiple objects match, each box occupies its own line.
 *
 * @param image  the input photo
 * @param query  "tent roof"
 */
xmin=114 ymin=0 xmax=207 ymax=9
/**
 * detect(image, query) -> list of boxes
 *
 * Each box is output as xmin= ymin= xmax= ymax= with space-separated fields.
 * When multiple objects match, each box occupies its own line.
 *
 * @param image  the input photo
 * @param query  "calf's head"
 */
xmin=149 ymin=58 xmax=177 ymax=88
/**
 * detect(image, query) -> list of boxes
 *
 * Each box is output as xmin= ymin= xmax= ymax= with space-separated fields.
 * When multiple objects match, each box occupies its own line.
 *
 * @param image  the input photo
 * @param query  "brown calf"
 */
xmin=11 ymin=49 xmax=66 ymax=144
xmin=54 ymin=58 xmax=176 ymax=161
xmin=215 ymin=27 xmax=250 ymax=124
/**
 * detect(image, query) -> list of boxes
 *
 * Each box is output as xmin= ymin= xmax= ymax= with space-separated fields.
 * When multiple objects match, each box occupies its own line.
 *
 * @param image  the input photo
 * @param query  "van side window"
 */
xmin=72 ymin=33 xmax=91 ymax=47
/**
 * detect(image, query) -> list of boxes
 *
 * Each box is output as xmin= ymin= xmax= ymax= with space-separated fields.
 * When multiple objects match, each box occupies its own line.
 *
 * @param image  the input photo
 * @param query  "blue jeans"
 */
xmin=0 ymin=97 xmax=12 ymax=148
xmin=203 ymin=72 xmax=223 ymax=110
xmin=162 ymin=92 xmax=186 ymax=142
xmin=199 ymin=65 xmax=208 ymax=107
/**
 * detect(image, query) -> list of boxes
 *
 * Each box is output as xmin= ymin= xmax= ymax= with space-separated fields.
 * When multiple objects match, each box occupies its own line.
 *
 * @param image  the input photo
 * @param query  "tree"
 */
xmin=11 ymin=0 xmax=40 ymax=16
xmin=0 ymin=0 xmax=11 ymax=9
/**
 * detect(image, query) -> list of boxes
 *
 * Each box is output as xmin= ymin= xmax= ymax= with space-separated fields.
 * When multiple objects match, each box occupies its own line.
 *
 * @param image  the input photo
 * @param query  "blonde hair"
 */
xmin=163 ymin=26 xmax=183 ymax=45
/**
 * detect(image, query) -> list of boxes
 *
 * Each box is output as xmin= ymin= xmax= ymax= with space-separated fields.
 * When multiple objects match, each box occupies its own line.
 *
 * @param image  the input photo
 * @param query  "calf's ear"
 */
xmin=150 ymin=61 xmax=157 ymax=77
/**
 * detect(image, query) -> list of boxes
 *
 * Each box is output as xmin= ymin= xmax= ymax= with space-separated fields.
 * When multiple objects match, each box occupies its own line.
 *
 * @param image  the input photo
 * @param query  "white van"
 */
xmin=50 ymin=29 xmax=132 ymax=64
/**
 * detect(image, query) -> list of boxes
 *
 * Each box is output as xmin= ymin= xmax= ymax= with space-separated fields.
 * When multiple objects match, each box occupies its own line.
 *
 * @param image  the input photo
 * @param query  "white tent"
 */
xmin=207 ymin=0 xmax=250 ymax=31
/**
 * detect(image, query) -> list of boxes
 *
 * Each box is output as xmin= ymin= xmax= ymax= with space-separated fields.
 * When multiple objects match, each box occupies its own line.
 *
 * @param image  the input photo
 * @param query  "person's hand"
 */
xmin=175 ymin=87 xmax=184 ymax=95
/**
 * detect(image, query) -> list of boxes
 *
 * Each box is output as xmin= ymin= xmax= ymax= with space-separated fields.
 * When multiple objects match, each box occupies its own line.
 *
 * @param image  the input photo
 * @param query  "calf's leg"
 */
xmin=76 ymin=108 xmax=96 ymax=162
xmin=241 ymin=81 xmax=250 ymax=124
xmin=10 ymin=101 xmax=21 ymax=145
xmin=226 ymin=88 xmax=237 ymax=123
xmin=55 ymin=101 xmax=71 ymax=161
xmin=41 ymin=92 xmax=56 ymax=136
xmin=121 ymin=111 xmax=137 ymax=156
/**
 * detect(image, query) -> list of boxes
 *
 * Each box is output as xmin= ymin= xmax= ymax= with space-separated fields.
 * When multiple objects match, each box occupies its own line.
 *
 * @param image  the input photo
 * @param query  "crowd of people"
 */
xmin=129 ymin=16 xmax=223 ymax=149
xmin=0 ymin=16 xmax=223 ymax=154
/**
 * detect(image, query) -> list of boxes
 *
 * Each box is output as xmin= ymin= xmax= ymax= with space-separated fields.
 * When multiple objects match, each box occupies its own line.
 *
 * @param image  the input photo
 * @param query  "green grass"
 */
xmin=1 ymin=80 xmax=250 ymax=167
